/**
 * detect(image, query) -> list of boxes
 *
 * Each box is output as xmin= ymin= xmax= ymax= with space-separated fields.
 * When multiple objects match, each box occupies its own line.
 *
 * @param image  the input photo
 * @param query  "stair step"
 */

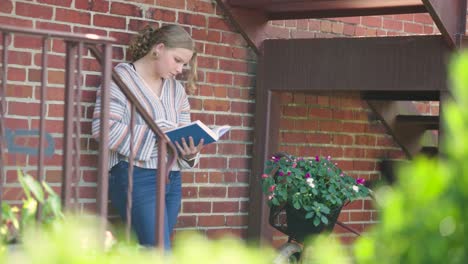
xmin=395 ymin=115 xmax=439 ymax=130
xmin=361 ymin=91 xmax=440 ymax=101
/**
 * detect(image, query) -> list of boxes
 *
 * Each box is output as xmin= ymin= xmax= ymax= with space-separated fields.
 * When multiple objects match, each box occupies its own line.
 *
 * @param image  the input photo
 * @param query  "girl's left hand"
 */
xmin=175 ymin=136 xmax=204 ymax=160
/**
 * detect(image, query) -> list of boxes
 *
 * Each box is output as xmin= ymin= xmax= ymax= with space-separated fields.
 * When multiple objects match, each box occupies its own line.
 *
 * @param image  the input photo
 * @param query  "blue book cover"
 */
xmin=165 ymin=120 xmax=230 ymax=146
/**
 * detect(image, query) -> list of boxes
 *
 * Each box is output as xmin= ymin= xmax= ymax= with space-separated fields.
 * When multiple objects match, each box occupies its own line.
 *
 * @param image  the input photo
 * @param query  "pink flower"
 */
xmin=287 ymin=171 xmax=291 ymax=176
xmin=356 ymin=178 xmax=366 ymax=185
xmin=269 ymin=185 xmax=276 ymax=192
xmin=292 ymin=162 xmax=297 ymax=168
xmin=261 ymin=174 xmax=269 ymax=179
xmin=315 ymin=156 xmax=320 ymax=162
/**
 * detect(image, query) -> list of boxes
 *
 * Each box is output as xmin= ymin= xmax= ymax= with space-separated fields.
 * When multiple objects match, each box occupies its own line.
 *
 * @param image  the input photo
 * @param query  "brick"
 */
xmin=233 ymin=75 xmax=254 ymax=88
xmin=285 ymin=20 xmax=297 ymax=27
xmin=203 ymin=99 xmax=229 ymax=111
xmin=331 ymin=22 xmax=344 ymax=34
xmin=147 ymin=8 xmax=176 ymax=22
xmin=51 ymin=39 xmax=66 ymax=53
xmin=199 ymin=187 xmax=226 ymax=198
xmin=0 ymin=16 xmax=32 ymax=27
xmin=308 ymin=19 xmax=321 ymax=31
xmin=394 ymin=14 xmax=414 ymax=22
xmin=218 ymin=143 xmax=245 ymax=155
xmin=343 ymin=24 xmax=355 ymax=35
xmin=332 ymin=134 xmax=353 ymax=145
xmin=56 ymin=8 xmax=91 ymax=25
xmin=296 ymin=19 xmax=308 ymax=30
xmin=16 ymin=2 xmax=53 ymax=19
xmin=182 ymin=201 xmax=211 ymax=213
xmin=78 ymin=186 xmax=97 ymax=199
xmin=156 ymin=0 xmax=185 ymax=9
xmin=94 ymin=14 xmax=126 ymax=29
xmin=205 ymin=43 xmax=231 ymax=58
xmin=229 ymin=157 xmax=250 ymax=169
xmin=220 ymin=59 xmax=252 ymax=73
xmin=13 ymin=35 xmax=42 ymax=50
xmin=111 ymin=2 xmax=142 ymax=16
xmin=34 ymin=54 xmax=65 ymax=69
xmin=198 ymin=215 xmax=225 ymax=227
xmin=182 ymin=186 xmax=198 ymax=198
xmin=414 ymin=13 xmax=433 ymax=25
xmin=8 ymin=50 xmax=32 ymax=66
xmin=208 ymin=17 xmax=232 ymax=31
xmin=404 ymin=22 xmax=423 ymax=34
xmin=283 ymin=105 xmax=308 ymax=117
xmin=227 ymin=186 xmax=248 ymax=198
xmin=175 ymin=215 xmax=196 ymax=228
xmin=226 ymin=215 xmax=248 ymax=226
xmin=195 ymin=172 xmax=209 ymax=183
xmin=81 ymin=170 xmax=97 ymax=183
xmin=229 ymin=129 xmax=251 ymax=142
xmin=271 ymin=20 xmax=284 ymax=26
xmin=383 ymin=19 xmax=403 ymax=31
xmin=8 ymin=101 xmax=39 ymax=116
xmin=38 ymin=0 xmax=72 ymax=6
xmin=209 ymin=172 xmax=223 ymax=183
xmin=75 ymin=0 xmax=109 ymax=12
xmin=192 ymin=28 xmax=221 ymax=43
xmin=0 ymin=0 xmax=13 ymax=13
xmin=309 ymin=108 xmax=332 ymax=119
xmin=290 ymin=29 xmax=314 ymax=39
xmin=178 ymin=12 xmax=207 ymax=27
xmin=206 ymin=72 xmax=233 ymax=85
xmin=73 ymin=26 xmax=107 ymax=37
xmin=213 ymin=201 xmax=239 ymax=213
xmin=36 ymin=21 xmax=71 ymax=32
xmin=6 ymin=67 xmax=26 ymax=82
xmin=200 ymin=157 xmax=227 ymax=169
xmin=6 ymin=84 xmax=33 ymax=98
xmin=187 ymin=0 xmax=215 ymax=13
xmin=320 ymin=20 xmax=332 ymax=32
xmin=361 ymin=16 xmax=382 ymax=28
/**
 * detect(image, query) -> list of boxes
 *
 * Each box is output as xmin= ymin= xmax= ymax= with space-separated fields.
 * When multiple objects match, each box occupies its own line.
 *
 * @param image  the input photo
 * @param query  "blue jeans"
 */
xmin=109 ymin=161 xmax=182 ymax=250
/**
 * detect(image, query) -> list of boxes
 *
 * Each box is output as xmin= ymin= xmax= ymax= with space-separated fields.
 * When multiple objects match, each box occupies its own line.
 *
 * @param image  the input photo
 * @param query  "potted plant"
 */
xmin=261 ymin=152 xmax=370 ymax=241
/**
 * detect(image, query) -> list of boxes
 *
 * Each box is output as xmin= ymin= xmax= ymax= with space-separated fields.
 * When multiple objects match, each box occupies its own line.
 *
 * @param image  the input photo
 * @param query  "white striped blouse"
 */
xmin=92 ymin=62 xmax=199 ymax=171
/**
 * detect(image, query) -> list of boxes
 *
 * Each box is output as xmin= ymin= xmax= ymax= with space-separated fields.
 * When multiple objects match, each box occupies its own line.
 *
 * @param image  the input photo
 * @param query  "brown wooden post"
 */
xmin=96 ymin=43 xmax=112 ymax=243
xmin=62 ymin=41 xmax=77 ymax=211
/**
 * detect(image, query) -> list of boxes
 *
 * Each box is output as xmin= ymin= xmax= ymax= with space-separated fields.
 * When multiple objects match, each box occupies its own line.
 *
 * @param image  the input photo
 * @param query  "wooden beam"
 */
xmin=267 ymin=0 xmax=426 ymax=20
xmin=262 ymin=36 xmax=450 ymax=93
xmin=423 ymin=0 xmax=467 ymax=49
xmin=228 ymin=0 xmax=426 ymax=19
xmin=215 ymin=0 xmax=270 ymax=55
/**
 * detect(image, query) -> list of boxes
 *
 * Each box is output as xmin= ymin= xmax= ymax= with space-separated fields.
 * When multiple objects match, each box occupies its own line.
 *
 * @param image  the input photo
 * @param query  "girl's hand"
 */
xmin=175 ymin=136 xmax=204 ymax=160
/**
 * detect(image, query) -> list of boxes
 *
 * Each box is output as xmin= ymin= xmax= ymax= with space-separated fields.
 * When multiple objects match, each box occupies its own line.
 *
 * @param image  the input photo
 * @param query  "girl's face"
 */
xmin=152 ymin=44 xmax=193 ymax=79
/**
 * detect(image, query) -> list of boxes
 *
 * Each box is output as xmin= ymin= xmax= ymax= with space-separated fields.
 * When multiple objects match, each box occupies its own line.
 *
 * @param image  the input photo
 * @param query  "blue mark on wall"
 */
xmin=5 ymin=128 xmax=55 ymax=156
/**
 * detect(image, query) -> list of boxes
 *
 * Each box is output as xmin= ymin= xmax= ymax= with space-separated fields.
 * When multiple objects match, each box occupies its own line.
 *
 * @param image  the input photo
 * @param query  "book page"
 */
xmin=211 ymin=125 xmax=231 ymax=140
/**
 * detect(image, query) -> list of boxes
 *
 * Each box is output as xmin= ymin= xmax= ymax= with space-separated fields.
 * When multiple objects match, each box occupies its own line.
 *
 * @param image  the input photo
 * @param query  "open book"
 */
xmin=164 ymin=120 xmax=230 ymax=146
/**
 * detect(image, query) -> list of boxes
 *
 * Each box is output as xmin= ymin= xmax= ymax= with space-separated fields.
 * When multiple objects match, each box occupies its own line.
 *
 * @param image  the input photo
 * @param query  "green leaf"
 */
xmin=19 ymin=173 xmax=45 ymax=203
xmin=321 ymin=215 xmax=329 ymax=225
xmin=305 ymin=212 xmax=314 ymax=219
xmin=321 ymin=206 xmax=331 ymax=214
xmin=313 ymin=217 xmax=320 ymax=226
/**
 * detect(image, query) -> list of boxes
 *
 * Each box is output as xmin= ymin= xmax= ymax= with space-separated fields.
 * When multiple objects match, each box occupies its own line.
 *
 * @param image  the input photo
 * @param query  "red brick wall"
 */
xmin=0 ymin=0 xmax=456 ymax=244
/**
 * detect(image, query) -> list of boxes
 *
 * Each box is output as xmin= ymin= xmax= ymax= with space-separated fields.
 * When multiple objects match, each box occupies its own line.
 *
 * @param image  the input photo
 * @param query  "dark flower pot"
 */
xmin=285 ymin=204 xmax=342 ymax=242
